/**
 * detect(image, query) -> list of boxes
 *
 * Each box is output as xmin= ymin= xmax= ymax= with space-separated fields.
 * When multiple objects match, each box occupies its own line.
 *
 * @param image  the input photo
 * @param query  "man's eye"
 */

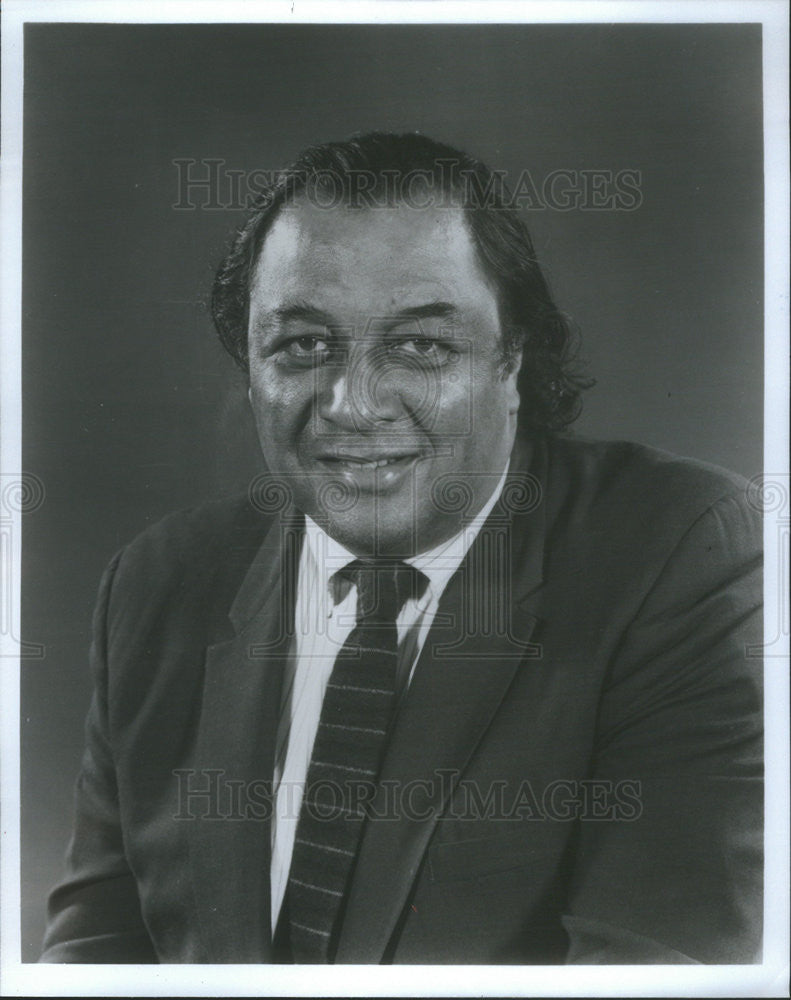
xmin=390 ymin=339 xmax=454 ymax=363
xmin=282 ymin=337 xmax=331 ymax=362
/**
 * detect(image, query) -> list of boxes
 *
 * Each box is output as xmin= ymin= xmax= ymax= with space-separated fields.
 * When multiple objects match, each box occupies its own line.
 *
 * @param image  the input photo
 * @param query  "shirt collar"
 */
xmin=404 ymin=463 xmax=509 ymax=605
xmin=304 ymin=463 xmax=510 ymax=610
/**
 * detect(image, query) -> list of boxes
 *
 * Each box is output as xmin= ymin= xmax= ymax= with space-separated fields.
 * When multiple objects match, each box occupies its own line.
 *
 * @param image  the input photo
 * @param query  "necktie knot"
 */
xmin=338 ymin=560 xmax=427 ymax=624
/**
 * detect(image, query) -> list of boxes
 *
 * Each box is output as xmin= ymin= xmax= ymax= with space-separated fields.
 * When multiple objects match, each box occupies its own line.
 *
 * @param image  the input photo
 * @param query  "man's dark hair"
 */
xmin=211 ymin=131 xmax=592 ymax=432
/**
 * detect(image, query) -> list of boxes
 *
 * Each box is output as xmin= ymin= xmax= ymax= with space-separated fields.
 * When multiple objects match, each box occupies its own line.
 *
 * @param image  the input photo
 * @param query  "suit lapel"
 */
xmin=188 ymin=507 xmax=304 ymax=962
xmin=335 ymin=441 xmax=548 ymax=963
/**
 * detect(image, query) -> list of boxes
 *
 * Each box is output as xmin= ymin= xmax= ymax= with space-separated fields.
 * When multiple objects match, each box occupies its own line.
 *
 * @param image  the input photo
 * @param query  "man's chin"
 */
xmin=306 ymin=504 xmax=464 ymax=559
xmin=313 ymin=514 xmax=418 ymax=559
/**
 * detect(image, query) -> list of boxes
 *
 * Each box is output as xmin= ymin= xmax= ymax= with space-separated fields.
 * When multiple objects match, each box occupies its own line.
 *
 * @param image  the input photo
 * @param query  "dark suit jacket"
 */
xmin=40 ymin=433 xmax=763 ymax=964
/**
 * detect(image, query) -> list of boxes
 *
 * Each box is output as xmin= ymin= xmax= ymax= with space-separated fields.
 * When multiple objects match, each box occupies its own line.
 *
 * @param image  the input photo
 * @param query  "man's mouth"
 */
xmin=327 ymin=454 xmax=415 ymax=470
xmin=313 ymin=451 xmax=423 ymax=485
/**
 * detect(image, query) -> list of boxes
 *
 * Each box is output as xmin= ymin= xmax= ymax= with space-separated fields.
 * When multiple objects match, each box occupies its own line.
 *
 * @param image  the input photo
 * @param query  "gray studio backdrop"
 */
xmin=21 ymin=23 xmax=763 ymax=960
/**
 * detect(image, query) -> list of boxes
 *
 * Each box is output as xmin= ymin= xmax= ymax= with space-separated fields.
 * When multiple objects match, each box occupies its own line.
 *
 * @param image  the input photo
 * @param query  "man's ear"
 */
xmin=504 ymin=349 xmax=522 ymax=415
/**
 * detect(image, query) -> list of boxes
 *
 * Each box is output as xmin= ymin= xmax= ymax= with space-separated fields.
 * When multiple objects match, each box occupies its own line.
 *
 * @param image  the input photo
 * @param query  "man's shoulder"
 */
xmin=534 ymin=435 xmax=761 ymax=627
xmin=125 ymin=492 xmax=271 ymax=560
xmin=538 ymin=433 xmax=758 ymax=566
xmin=110 ymin=492 xmax=276 ymax=607
xmin=544 ymin=433 xmax=751 ymax=518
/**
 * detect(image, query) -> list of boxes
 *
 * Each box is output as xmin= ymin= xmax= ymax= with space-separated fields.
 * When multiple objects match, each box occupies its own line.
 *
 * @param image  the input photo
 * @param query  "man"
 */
xmin=41 ymin=132 xmax=762 ymax=964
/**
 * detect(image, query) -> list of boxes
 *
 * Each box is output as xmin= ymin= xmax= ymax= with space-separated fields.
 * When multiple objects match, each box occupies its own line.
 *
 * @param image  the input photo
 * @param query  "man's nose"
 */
xmin=316 ymin=344 xmax=404 ymax=430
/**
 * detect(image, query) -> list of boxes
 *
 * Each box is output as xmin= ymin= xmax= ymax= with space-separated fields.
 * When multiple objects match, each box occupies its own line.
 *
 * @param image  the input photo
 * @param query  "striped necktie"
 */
xmin=288 ymin=559 xmax=425 ymax=962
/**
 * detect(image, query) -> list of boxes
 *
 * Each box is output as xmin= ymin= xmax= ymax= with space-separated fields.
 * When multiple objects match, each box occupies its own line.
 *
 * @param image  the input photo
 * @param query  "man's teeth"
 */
xmin=339 ymin=457 xmax=403 ymax=469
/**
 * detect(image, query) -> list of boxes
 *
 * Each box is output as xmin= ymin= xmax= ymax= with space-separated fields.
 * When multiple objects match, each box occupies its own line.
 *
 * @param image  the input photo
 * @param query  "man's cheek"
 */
xmin=251 ymin=375 xmax=305 ymax=426
xmin=250 ymin=369 xmax=286 ymax=407
xmin=423 ymin=377 xmax=476 ymax=437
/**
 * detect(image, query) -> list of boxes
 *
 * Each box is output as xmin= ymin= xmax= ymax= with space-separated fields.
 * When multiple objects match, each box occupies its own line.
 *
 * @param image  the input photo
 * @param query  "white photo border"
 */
xmin=1 ymin=2 xmax=788 ymax=997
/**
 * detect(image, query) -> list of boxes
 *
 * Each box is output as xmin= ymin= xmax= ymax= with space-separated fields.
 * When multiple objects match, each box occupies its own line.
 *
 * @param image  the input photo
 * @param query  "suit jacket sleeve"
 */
xmin=563 ymin=490 xmax=763 ymax=963
xmin=39 ymin=550 xmax=158 ymax=963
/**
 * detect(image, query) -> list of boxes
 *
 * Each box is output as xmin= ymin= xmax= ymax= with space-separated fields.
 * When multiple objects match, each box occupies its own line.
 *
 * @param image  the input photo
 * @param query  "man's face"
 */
xmin=247 ymin=197 xmax=521 ymax=556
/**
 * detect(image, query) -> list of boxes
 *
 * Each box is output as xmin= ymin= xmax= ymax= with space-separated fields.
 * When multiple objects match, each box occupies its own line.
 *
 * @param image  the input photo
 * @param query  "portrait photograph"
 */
xmin=1 ymin=1 xmax=788 ymax=997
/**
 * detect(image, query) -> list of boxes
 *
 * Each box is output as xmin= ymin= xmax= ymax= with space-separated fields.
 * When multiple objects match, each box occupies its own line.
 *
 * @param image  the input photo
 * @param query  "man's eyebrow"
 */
xmin=388 ymin=301 xmax=458 ymax=323
xmin=260 ymin=299 xmax=460 ymax=329
xmin=270 ymin=302 xmax=335 ymax=325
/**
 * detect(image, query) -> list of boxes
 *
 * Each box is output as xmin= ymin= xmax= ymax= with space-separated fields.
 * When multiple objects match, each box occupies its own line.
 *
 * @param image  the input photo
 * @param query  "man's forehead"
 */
xmin=276 ymin=192 xmax=466 ymax=233
xmin=250 ymin=197 xmax=495 ymax=317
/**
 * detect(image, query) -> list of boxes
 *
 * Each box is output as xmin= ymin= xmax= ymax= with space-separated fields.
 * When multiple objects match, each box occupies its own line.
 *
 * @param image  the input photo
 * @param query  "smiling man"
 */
xmin=246 ymin=193 xmax=519 ymax=556
xmin=41 ymin=133 xmax=763 ymax=965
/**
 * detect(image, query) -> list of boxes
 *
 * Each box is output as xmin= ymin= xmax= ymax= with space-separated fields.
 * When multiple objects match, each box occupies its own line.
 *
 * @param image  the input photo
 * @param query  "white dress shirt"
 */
xmin=269 ymin=466 xmax=509 ymax=931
